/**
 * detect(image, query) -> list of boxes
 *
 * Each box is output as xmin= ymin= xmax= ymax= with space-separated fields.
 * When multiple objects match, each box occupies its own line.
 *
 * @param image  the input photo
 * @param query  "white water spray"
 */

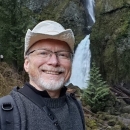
xmin=66 ymin=0 xmax=95 ymax=89
xmin=66 ymin=35 xmax=91 ymax=89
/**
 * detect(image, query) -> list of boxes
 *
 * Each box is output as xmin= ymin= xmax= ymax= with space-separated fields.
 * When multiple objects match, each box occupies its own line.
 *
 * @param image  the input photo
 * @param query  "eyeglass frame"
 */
xmin=26 ymin=48 xmax=73 ymax=61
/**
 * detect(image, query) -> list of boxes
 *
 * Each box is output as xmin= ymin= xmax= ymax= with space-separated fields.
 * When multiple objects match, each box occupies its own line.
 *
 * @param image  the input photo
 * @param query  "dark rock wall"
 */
xmin=91 ymin=0 xmax=130 ymax=84
xmin=25 ymin=0 xmax=87 ymax=48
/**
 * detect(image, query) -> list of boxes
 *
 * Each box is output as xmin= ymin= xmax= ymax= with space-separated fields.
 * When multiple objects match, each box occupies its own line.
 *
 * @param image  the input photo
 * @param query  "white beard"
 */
xmin=36 ymin=76 xmax=65 ymax=91
xmin=29 ymin=66 xmax=66 ymax=91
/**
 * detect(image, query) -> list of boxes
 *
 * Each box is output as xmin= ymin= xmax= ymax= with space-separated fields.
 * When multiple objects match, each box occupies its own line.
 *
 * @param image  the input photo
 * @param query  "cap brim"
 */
xmin=25 ymin=29 xmax=75 ymax=55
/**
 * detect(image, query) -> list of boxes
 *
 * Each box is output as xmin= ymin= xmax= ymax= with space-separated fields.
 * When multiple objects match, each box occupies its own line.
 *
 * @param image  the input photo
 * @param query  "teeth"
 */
xmin=44 ymin=71 xmax=60 ymax=75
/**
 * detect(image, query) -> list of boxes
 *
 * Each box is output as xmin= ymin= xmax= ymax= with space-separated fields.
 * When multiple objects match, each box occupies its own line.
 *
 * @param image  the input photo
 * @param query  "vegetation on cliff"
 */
xmin=91 ymin=1 xmax=130 ymax=85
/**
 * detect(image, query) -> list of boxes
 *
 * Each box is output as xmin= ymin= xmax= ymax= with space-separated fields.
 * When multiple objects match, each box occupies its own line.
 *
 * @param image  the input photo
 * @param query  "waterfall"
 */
xmin=66 ymin=35 xmax=91 ymax=89
xmin=81 ymin=0 xmax=95 ymax=34
xmin=65 ymin=0 xmax=95 ymax=89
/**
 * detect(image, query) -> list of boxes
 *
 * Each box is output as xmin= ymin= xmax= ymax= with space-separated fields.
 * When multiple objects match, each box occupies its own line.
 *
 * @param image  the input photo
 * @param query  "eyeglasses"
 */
xmin=27 ymin=49 xmax=73 ymax=60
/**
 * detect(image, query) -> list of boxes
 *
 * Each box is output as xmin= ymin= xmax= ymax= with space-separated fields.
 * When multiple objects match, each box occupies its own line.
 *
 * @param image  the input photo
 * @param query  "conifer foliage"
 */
xmin=0 ymin=0 xmax=33 ymax=70
xmin=82 ymin=62 xmax=111 ymax=113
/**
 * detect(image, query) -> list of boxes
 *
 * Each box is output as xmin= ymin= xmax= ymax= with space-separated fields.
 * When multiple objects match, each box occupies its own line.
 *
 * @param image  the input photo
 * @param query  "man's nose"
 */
xmin=47 ymin=53 xmax=60 ymax=66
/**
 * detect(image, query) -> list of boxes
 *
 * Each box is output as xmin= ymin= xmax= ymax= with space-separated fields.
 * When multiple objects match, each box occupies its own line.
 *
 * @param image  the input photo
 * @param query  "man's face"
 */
xmin=24 ymin=39 xmax=72 ymax=91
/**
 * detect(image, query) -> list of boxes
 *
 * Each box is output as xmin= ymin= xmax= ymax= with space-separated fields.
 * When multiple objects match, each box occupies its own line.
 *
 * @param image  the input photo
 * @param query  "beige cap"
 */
xmin=24 ymin=20 xmax=75 ymax=56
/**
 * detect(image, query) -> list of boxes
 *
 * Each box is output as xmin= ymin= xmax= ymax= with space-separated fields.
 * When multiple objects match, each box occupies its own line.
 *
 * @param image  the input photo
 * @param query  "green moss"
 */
xmin=55 ymin=0 xmax=70 ymax=20
xmin=115 ymin=20 xmax=129 ymax=40
xmin=35 ymin=0 xmax=70 ymax=22
xmin=112 ymin=125 xmax=121 ymax=130
xmin=90 ymin=6 xmax=130 ymax=84
xmin=86 ymin=119 xmax=98 ymax=129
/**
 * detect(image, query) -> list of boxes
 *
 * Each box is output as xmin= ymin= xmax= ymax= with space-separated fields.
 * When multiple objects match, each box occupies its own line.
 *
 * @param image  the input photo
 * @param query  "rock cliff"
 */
xmin=91 ymin=0 xmax=130 ymax=85
xmin=25 ymin=0 xmax=88 ymax=48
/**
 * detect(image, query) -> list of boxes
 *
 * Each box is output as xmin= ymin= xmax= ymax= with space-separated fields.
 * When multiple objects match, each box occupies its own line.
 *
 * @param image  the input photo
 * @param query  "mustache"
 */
xmin=40 ymin=66 xmax=65 ymax=72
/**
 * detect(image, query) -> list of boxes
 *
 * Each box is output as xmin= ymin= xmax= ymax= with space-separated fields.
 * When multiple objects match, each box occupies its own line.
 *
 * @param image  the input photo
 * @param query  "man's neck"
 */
xmin=46 ymin=89 xmax=61 ymax=98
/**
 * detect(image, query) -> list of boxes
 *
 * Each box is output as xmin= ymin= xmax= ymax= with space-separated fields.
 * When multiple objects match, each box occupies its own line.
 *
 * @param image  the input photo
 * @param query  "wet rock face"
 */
xmin=91 ymin=0 xmax=130 ymax=84
xmin=96 ymin=0 xmax=130 ymax=14
xmin=102 ymin=0 xmax=124 ymax=13
xmin=24 ymin=0 xmax=87 ymax=45
xmin=61 ymin=1 xmax=87 ymax=36
xmin=59 ymin=1 xmax=88 ymax=45
xmin=25 ymin=0 xmax=51 ymax=13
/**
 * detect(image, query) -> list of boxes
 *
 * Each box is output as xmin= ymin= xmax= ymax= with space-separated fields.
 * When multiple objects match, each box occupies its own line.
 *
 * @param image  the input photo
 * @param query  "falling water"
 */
xmin=81 ymin=0 xmax=95 ymax=34
xmin=66 ymin=0 xmax=95 ymax=89
xmin=66 ymin=35 xmax=91 ymax=89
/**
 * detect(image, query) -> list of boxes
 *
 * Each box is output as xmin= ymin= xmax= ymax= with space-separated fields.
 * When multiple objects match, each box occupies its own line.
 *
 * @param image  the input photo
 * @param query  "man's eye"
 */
xmin=58 ymin=53 xmax=69 ymax=58
xmin=39 ymin=51 xmax=49 ymax=56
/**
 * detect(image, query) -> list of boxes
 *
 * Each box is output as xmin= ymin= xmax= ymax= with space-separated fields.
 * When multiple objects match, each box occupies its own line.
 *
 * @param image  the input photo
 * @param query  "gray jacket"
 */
xmin=9 ymin=87 xmax=85 ymax=130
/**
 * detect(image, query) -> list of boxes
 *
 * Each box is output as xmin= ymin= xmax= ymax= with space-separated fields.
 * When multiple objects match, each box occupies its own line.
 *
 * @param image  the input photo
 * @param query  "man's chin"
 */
xmin=38 ymin=79 xmax=65 ymax=91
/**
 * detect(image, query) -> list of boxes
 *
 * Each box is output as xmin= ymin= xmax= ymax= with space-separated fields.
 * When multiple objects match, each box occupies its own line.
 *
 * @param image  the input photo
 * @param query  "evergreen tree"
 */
xmin=82 ymin=62 xmax=111 ymax=113
xmin=0 ymin=0 xmax=33 ymax=70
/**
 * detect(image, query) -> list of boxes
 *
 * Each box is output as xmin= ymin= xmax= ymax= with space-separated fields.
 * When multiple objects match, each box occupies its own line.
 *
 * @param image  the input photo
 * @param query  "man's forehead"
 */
xmin=29 ymin=39 xmax=71 ymax=51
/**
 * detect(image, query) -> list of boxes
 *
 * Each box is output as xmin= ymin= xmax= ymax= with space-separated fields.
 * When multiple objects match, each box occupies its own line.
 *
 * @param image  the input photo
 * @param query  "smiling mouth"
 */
xmin=43 ymin=70 xmax=63 ymax=75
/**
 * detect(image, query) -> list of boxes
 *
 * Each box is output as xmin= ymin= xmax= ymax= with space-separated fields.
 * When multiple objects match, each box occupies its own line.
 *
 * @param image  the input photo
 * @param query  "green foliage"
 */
xmin=82 ymin=62 xmax=111 ymax=113
xmin=91 ymin=6 xmax=130 ymax=84
xmin=0 ymin=0 xmax=34 ymax=70
xmin=116 ymin=47 xmax=130 ymax=82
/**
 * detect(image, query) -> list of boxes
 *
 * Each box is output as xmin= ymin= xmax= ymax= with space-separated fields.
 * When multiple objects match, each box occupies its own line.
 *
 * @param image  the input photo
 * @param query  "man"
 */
xmin=0 ymin=20 xmax=85 ymax=130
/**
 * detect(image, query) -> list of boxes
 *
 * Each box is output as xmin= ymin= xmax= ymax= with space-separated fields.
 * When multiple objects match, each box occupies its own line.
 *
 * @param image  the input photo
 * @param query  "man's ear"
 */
xmin=24 ymin=58 xmax=29 ymax=73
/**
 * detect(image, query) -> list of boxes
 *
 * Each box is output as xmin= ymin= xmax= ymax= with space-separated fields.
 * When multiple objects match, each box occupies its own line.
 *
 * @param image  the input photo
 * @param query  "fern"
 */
xmin=82 ymin=62 xmax=111 ymax=113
